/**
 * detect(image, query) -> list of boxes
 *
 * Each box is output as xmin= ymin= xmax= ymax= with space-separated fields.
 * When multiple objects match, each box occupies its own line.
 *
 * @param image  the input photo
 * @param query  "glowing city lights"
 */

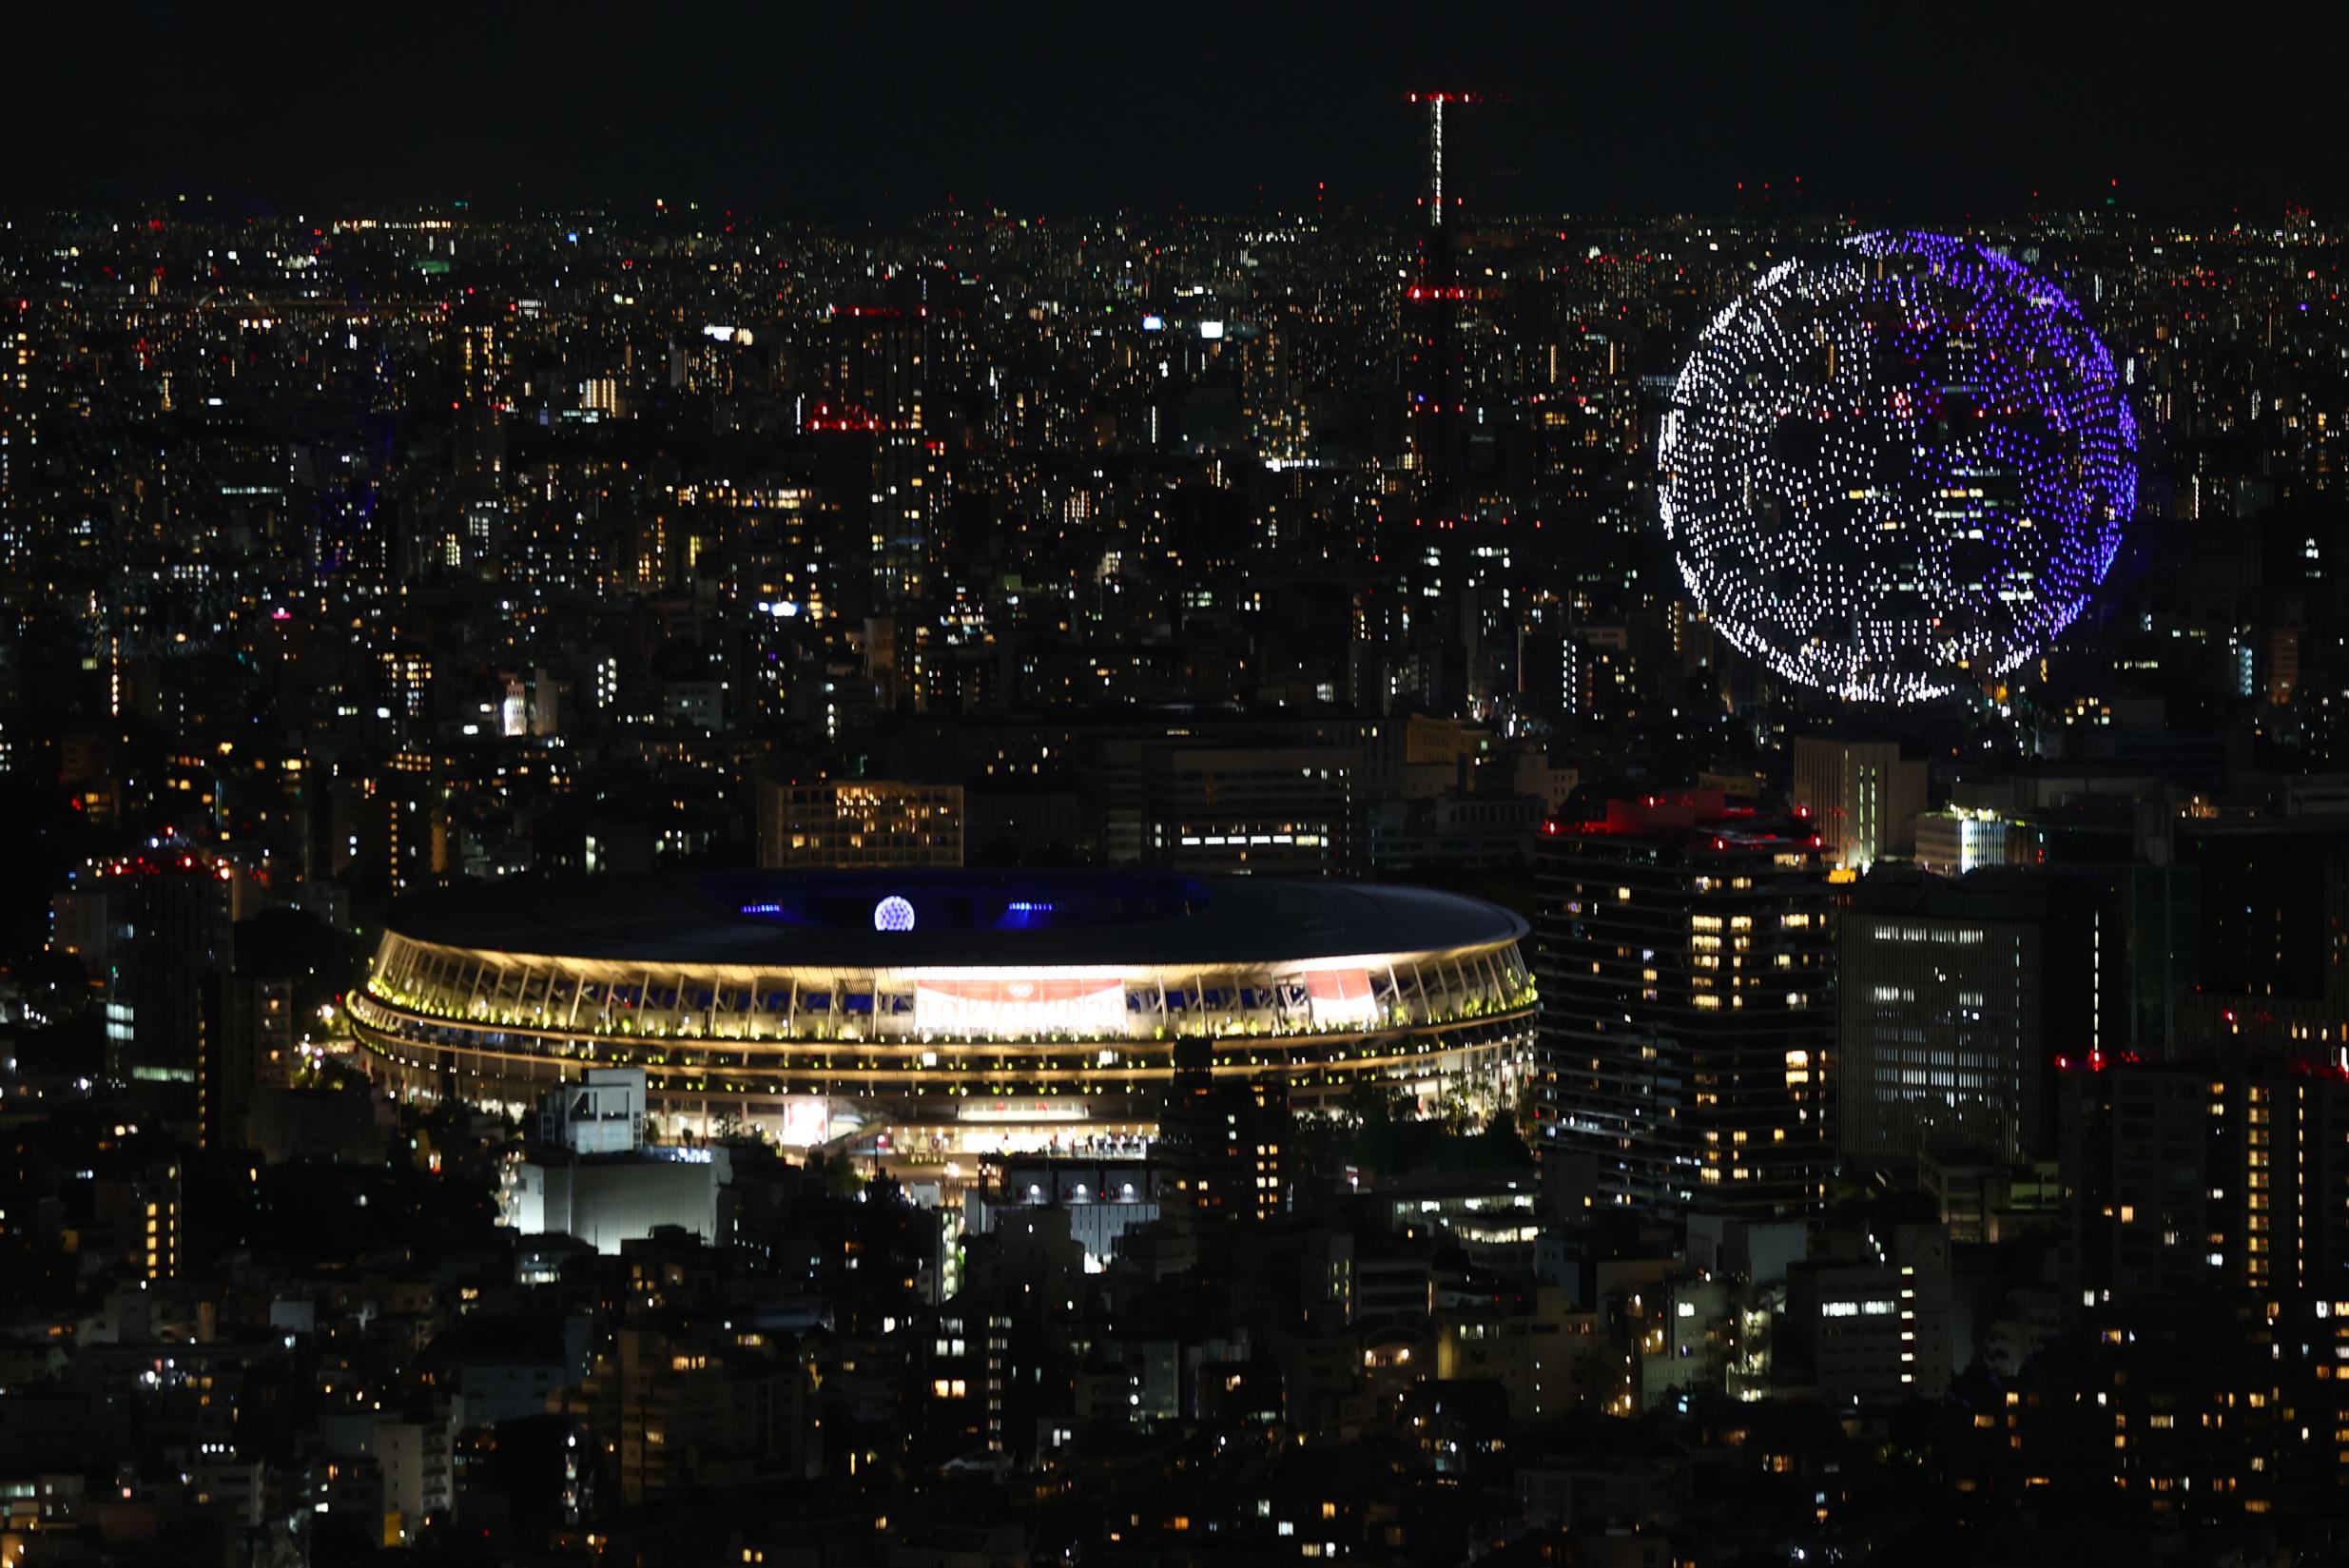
xmin=1658 ymin=232 xmax=2138 ymax=704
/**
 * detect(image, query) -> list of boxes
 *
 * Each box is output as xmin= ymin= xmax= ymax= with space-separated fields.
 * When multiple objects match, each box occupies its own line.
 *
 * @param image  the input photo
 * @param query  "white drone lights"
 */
xmin=1658 ymin=232 xmax=2137 ymax=704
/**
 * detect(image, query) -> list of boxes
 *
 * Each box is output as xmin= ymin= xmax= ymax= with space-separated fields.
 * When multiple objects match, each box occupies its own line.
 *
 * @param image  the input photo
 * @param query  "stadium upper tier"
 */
xmin=347 ymin=871 xmax=1535 ymax=1130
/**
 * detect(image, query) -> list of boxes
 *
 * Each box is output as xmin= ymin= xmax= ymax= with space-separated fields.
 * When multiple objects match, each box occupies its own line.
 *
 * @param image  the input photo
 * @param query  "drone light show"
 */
xmin=1658 ymin=232 xmax=2138 ymax=705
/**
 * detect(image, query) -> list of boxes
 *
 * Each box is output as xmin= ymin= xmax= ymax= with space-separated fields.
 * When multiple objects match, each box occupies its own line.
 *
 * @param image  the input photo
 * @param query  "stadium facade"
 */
xmin=348 ymin=871 xmax=1534 ymax=1152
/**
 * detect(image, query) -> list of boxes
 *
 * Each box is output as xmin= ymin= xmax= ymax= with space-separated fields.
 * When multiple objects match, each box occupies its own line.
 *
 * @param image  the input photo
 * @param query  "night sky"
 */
xmin=7 ymin=2 xmax=2339 ymax=221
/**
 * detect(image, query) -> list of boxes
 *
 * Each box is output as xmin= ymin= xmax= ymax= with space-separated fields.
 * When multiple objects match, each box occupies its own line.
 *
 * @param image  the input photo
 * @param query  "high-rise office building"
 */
xmin=0 ymin=303 xmax=32 ymax=573
xmin=2216 ymin=1053 xmax=2347 ymax=1299
xmin=827 ymin=295 xmax=934 ymax=609
xmin=1792 ymin=736 xmax=1927 ymax=873
xmin=60 ymin=847 xmax=232 ymax=1125
xmin=2063 ymin=1050 xmax=2349 ymax=1304
xmin=1533 ymin=789 xmax=1835 ymax=1217
xmin=2064 ymin=1055 xmax=2205 ymax=1299
xmin=1838 ymin=867 xmax=2054 ymax=1167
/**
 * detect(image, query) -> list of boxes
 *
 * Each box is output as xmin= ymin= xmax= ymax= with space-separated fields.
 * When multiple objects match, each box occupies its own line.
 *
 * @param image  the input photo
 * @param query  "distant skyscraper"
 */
xmin=94 ymin=1158 xmax=182 ymax=1284
xmin=0 ymin=302 xmax=32 ymax=574
xmin=829 ymin=292 xmax=935 ymax=608
xmin=1401 ymin=91 xmax=1477 ymax=508
xmin=2064 ymin=1049 xmax=2349 ymax=1302
xmin=60 ymin=846 xmax=232 ymax=1126
xmin=1533 ymin=789 xmax=1835 ymax=1217
xmin=1838 ymin=866 xmax=2053 ymax=1167
xmin=1792 ymin=736 xmax=1927 ymax=873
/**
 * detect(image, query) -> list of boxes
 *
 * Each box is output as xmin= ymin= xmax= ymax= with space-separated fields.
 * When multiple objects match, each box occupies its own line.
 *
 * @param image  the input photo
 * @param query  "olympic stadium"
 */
xmin=347 ymin=871 xmax=1536 ymax=1152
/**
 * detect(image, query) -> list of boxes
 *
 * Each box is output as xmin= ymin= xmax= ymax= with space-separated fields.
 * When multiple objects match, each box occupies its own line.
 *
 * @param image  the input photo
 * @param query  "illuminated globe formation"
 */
xmin=1658 ymin=232 xmax=2137 ymax=704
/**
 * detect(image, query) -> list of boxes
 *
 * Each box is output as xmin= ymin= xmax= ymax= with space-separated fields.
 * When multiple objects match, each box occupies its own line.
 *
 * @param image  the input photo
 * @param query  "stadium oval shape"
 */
xmin=347 ymin=871 xmax=1536 ymax=1152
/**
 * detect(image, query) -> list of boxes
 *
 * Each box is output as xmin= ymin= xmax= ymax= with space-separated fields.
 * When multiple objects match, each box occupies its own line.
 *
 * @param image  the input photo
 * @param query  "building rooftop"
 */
xmin=384 ymin=870 xmax=1527 ymax=968
xmin=1543 ymin=789 xmax=1822 ymax=856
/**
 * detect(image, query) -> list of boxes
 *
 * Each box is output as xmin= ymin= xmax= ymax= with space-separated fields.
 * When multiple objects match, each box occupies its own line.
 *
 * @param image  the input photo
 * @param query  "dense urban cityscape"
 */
xmin=5 ymin=29 xmax=2349 ymax=1567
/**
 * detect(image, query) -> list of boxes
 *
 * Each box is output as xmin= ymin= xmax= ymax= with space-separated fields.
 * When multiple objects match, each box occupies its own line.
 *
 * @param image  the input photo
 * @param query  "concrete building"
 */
xmin=1136 ymin=743 xmax=1358 ymax=876
xmin=1516 ymin=1455 xmax=1692 ymax=1533
xmin=1436 ymin=1284 xmax=1605 ymax=1423
xmin=87 ymin=1162 xmax=181 ymax=1284
xmin=1913 ymin=806 xmax=2023 ymax=877
xmin=1533 ymin=790 xmax=1835 ymax=1217
xmin=1158 ymin=1038 xmax=1287 ymax=1226
xmin=56 ymin=847 xmax=232 ymax=1128
xmin=757 ymin=779 xmax=963 ymax=869
xmin=504 ymin=1069 xmax=733 ymax=1254
xmin=1792 ymin=736 xmax=1927 ymax=873
xmin=506 ymin=1149 xmax=732 ymax=1256
xmin=1837 ymin=867 xmax=2054 ymax=1167
xmin=537 ymin=1068 xmax=647 ymax=1154
xmin=1779 ymin=1225 xmax=1954 ymax=1403
xmin=962 ymin=1156 xmax=1164 ymax=1274
xmin=1360 ymin=791 xmax=1544 ymax=874
xmin=217 ymin=973 xmax=296 ymax=1152
xmin=320 ymin=1406 xmax=454 ymax=1547
xmin=2064 ymin=1050 xmax=2349 ymax=1303
xmin=565 ymin=1327 xmax=812 ymax=1503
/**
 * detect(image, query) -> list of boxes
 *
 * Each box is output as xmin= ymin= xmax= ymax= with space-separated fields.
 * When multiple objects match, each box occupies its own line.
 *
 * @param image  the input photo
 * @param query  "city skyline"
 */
xmin=8 ymin=5 xmax=2347 ymax=218
xmin=7 ymin=13 xmax=2349 ymax=1565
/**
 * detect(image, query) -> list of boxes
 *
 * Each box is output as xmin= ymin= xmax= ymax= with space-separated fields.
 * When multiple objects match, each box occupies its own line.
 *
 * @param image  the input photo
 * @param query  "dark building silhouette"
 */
xmin=1157 ymin=1037 xmax=1289 ymax=1225
xmin=2065 ymin=1049 xmax=2349 ymax=1304
xmin=56 ymin=845 xmax=233 ymax=1130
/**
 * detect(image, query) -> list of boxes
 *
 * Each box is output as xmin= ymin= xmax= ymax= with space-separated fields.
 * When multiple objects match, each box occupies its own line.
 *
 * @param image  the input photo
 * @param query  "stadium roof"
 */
xmin=386 ymin=871 xmax=1526 ymax=969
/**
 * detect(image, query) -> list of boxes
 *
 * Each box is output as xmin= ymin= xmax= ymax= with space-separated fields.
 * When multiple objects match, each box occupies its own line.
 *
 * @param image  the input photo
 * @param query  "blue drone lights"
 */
xmin=872 ymin=896 xmax=917 ymax=933
xmin=1658 ymin=232 xmax=2138 ymax=705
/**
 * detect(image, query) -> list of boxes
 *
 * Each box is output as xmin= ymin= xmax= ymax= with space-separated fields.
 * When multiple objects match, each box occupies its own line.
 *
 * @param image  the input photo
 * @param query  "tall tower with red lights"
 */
xmin=1402 ymin=90 xmax=1481 ymax=502
xmin=1398 ymin=91 xmax=1506 ymax=712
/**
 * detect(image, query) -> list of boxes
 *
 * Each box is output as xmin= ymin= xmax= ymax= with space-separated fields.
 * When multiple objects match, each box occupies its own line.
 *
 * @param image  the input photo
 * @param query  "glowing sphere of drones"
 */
xmin=1658 ymin=232 xmax=2137 ymax=704
xmin=873 ymin=896 xmax=916 ymax=932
